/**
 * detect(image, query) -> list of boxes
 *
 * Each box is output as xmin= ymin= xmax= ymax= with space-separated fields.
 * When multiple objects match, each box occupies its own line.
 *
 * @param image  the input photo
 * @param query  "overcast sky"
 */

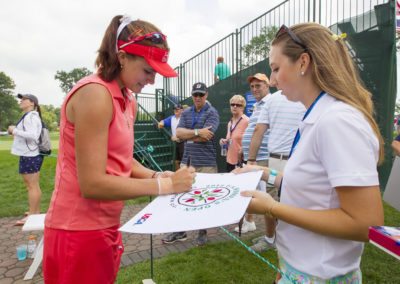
xmin=0 ymin=0 xmax=398 ymax=107
xmin=0 ymin=0 xmax=283 ymax=107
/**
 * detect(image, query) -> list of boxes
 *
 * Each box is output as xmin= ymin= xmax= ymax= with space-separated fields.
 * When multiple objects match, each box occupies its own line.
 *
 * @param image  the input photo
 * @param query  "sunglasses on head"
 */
xmin=230 ymin=103 xmax=243 ymax=107
xmin=275 ymin=25 xmax=307 ymax=50
xmin=192 ymin=93 xmax=206 ymax=98
xmin=122 ymin=32 xmax=166 ymax=47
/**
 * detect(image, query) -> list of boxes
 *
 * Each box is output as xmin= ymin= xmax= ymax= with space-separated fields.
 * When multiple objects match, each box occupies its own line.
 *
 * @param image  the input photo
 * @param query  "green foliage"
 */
xmin=241 ymin=26 xmax=279 ymax=68
xmin=0 ymin=71 xmax=19 ymax=131
xmin=41 ymin=104 xmax=61 ymax=131
xmin=55 ymin=67 xmax=92 ymax=94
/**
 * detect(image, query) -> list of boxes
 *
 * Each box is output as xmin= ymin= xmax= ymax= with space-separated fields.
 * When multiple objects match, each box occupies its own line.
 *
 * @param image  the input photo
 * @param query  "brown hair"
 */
xmin=272 ymin=23 xmax=384 ymax=164
xmin=217 ymin=56 xmax=224 ymax=63
xmin=95 ymin=16 xmax=169 ymax=82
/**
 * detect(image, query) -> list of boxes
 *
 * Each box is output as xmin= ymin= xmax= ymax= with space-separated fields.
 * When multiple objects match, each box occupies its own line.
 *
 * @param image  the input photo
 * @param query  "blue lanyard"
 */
xmin=289 ymin=91 xmax=326 ymax=158
xmin=191 ymin=105 xmax=207 ymax=129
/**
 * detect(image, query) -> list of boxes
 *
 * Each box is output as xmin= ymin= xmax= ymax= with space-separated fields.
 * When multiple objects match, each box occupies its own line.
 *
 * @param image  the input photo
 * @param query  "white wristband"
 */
xmin=267 ymin=169 xmax=277 ymax=186
xmin=194 ymin=129 xmax=199 ymax=136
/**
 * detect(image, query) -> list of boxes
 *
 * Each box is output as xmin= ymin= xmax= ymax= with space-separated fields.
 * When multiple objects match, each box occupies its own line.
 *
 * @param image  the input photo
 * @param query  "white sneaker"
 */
xmin=234 ymin=219 xmax=256 ymax=233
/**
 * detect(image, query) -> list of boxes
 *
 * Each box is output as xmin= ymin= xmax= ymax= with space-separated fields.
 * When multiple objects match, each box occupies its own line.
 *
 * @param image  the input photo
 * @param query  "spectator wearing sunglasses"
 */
xmin=219 ymin=95 xmax=249 ymax=172
xmin=234 ymin=73 xmax=271 ymax=234
xmin=162 ymin=82 xmax=220 ymax=246
xmin=235 ymin=23 xmax=384 ymax=282
xmin=43 ymin=15 xmax=195 ymax=284
xmin=214 ymin=56 xmax=231 ymax=83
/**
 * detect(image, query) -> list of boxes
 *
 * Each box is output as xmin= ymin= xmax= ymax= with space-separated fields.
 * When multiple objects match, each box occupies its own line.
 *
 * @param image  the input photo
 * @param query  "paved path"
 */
xmin=0 ymin=204 xmax=266 ymax=283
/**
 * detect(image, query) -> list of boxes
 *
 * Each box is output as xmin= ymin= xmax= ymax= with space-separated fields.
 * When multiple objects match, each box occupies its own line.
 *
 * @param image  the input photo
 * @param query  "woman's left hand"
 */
xmin=241 ymin=190 xmax=277 ymax=216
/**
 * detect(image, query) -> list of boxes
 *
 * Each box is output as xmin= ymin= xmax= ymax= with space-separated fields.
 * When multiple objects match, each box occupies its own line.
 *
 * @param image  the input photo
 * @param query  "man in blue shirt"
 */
xmin=162 ymin=82 xmax=220 ymax=246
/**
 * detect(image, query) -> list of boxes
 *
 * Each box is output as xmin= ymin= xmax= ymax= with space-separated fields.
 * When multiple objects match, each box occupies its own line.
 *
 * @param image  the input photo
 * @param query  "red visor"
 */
xmin=117 ymin=40 xmax=177 ymax=77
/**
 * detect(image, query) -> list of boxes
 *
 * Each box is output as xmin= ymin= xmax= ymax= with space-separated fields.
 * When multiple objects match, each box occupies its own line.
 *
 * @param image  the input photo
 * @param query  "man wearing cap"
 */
xmin=162 ymin=82 xmax=220 ymax=246
xmin=235 ymin=73 xmax=271 ymax=234
xmin=158 ymin=104 xmax=187 ymax=170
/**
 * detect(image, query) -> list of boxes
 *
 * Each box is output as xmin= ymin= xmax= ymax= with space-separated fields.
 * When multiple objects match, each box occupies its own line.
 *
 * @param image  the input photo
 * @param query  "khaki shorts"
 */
xmin=180 ymin=164 xmax=218 ymax=174
xmin=254 ymin=159 xmax=279 ymax=201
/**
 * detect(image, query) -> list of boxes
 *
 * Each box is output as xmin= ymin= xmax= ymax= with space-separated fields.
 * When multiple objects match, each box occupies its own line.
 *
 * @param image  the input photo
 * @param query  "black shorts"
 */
xmin=19 ymin=155 xmax=44 ymax=174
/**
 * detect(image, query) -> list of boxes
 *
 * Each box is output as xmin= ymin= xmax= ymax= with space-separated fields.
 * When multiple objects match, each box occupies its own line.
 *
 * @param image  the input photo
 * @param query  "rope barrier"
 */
xmin=220 ymin=227 xmax=297 ymax=283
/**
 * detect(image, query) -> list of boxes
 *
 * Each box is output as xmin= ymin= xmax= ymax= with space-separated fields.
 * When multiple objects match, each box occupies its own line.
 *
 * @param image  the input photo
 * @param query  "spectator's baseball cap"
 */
xmin=191 ymin=82 xmax=207 ymax=95
xmin=174 ymin=104 xmax=183 ymax=110
xmin=17 ymin=94 xmax=39 ymax=106
xmin=247 ymin=73 xmax=270 ymax=85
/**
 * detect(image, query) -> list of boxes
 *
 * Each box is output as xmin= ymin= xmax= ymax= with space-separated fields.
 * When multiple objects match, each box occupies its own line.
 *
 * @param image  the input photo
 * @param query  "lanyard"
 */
xmin=289 ymin=91 xmax=326 ymax=158
xmin=191 ymin=105 xmax=207 ymax=129
xmin=229 ymin=117 xmax=243 ymax=135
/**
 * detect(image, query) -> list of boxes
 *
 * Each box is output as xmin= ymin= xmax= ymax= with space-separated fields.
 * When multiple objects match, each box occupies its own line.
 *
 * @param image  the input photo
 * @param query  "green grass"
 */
xmin=116 ymin=204 xmax=400 ymax=284
xmin=0 ymin=133 xmax=147 ymax=217
xmin=117 ymin=239 xmax=278 ymax=284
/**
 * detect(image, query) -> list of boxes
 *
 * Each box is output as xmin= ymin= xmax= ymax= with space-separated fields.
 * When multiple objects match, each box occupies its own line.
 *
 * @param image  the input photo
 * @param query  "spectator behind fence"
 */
xmin=235 ymin=23 xmax=384 ymax=282
xmin=42 ymin=15 xmax=195 ymax=284
xmin=158 ymin=104 xmax=188 ymax=170
xmin=235 ymin=73 xmax=271 ymax=234
xmin=214 ymin=56 xmax=231 ymax=82
xmin=162 ymin=82 xmax=220 ymax=246
xmin=219 ymin=95 xmax=249 ymax=172
xmin=8 ymin=94 xmax=43 ymax=226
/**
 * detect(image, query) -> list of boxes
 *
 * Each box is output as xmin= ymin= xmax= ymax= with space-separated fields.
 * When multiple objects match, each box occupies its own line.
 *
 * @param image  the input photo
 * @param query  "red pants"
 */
xmin=43 ymin=225 xmax=124 ymax=284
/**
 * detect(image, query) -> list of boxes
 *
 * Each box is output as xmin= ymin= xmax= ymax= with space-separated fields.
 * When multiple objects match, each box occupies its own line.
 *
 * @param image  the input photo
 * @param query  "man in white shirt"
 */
xmin=247 ymin=88 xmax=305 ymax=252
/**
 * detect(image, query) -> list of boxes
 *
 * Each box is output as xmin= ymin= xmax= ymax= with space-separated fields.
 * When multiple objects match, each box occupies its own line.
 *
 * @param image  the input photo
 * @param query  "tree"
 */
xmin=241 ymin=26 xmax=279 ymax=69
xmin=0 ymin=71 xmax=19 ymax=131
xmin=40 ymin=105 xmax=60 ymax=131
xmin=55 ymin=67 xmax=92 ymax=94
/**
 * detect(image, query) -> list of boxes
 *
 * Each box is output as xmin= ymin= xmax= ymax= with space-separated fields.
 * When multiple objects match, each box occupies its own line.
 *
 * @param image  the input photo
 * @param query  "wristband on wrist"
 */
xmin=247 ymin=158 xmax=256 ymax=162
xmin=158 ymin=178 xmax=173 ymax=195
xmin=267 ymin=169 xmax=277 ymax=186
xmin=157 ymin=177 xmax=162 ymax=195
xmin=194 ymin=129 xmax=199 ymax=136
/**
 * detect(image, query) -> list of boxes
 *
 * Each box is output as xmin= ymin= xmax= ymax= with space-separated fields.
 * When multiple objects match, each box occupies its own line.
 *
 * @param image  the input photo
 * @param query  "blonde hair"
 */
xmin=272 ymin=23 xmax=384 ymax=164
xmin=229 ymin=94 xmax=246 ymax=108
xmin=96 ymin=16 xmax=169 ymax=82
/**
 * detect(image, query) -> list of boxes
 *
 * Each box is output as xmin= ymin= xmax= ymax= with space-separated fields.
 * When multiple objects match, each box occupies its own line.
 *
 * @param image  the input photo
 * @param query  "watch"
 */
xmin=267 ymin=169 xmax=277 ymax=186
xmin=194 ymin=129 xmax=199 ymax=136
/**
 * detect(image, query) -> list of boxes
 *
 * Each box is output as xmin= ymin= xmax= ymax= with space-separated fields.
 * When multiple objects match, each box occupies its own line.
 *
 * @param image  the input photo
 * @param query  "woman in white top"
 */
xmin=8 ymin=94 xmax=43 ymax=225
xmin=236 ymin=23 xmax=384 ymax=282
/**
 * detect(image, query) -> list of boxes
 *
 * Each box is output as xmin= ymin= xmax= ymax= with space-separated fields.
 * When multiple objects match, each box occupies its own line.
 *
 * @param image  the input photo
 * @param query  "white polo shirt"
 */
xmin=277 ymin=94 xmax=379 ymax=278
